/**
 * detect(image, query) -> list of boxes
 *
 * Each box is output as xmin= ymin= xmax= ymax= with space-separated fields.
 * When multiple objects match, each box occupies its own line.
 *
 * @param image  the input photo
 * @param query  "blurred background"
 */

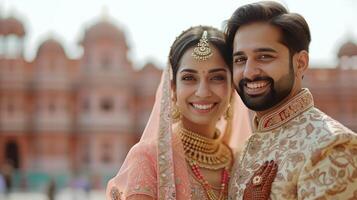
xmin=0 ymin=0 xmax=356 ymax=199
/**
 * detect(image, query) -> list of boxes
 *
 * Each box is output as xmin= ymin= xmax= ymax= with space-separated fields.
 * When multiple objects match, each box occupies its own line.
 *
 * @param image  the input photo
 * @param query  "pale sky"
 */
xmin=1 ymin=0 xmax=357 ymax=68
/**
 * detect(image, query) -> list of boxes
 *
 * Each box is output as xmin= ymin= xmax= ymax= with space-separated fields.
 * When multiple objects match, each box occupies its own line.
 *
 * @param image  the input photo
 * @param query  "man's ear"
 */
xmin=171 ymin=80 xmax=177 ymax=102
xmin=295 ymin=50 xmax=309 ymax=79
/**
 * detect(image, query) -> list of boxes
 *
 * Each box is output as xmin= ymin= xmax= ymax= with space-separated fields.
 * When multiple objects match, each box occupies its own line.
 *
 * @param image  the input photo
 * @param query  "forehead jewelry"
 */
xmin=192 ymin=30 xmax=213 ymax=61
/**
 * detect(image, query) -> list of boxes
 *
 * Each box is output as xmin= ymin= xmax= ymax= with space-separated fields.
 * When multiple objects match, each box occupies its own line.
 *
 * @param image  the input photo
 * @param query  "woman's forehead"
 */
xmin=178 ymin=47 xmax=228 ymax=73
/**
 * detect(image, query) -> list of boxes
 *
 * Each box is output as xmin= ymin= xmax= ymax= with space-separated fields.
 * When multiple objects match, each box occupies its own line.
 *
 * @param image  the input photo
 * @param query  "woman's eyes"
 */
xmin=181 ymin=75 xmax=195 ymax=81
xmin=180 ymin=74 xmax=226 ymax=82
xmin=211 ymin=75 xmax=226 ymax=81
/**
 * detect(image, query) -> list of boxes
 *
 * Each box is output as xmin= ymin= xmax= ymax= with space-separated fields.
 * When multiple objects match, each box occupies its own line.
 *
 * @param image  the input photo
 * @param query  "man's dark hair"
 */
xmin=224 ymin=1 xmax=311 ymax=55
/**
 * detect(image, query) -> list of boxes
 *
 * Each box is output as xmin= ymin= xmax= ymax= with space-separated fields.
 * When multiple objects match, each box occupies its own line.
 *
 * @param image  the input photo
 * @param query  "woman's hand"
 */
xmin=243 ymin=160 xmax=278 ymax=200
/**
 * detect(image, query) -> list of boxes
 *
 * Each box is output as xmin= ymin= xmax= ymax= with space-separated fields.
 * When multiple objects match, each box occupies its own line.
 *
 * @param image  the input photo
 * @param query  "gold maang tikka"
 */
xmin=192 ymin=30 xmax=213 ymax=61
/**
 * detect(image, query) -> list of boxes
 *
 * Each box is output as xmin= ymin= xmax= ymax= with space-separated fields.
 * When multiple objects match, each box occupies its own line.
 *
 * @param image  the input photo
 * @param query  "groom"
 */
xmin=225 ymin=1 xmax=357 ymax=199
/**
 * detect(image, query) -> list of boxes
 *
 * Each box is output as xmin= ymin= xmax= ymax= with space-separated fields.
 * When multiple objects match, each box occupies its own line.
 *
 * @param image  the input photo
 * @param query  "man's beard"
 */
xmin=236 ymin=60 xmax=295 ymax=111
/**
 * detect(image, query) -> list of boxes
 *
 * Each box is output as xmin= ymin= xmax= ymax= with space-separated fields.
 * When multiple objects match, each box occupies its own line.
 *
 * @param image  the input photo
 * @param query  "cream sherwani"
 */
xmin=229 ymin=89 xmax=357 ymax=200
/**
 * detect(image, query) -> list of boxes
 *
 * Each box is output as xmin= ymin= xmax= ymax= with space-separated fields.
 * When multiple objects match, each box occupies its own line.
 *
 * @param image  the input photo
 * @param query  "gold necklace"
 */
xmin=178 ymin=125 xmax=232 ymax=170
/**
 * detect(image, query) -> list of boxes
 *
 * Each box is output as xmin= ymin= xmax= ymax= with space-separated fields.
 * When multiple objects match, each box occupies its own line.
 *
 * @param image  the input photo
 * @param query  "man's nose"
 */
xmin=243 ymin=59 xmax=261 ymax=80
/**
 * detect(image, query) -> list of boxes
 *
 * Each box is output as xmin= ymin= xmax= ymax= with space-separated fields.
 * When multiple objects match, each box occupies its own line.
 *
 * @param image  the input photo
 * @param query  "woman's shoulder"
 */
xmin=127 ymin=142 xmax=157 ymax=162
xmin=106 ymin=142 xmax=158 ymax=199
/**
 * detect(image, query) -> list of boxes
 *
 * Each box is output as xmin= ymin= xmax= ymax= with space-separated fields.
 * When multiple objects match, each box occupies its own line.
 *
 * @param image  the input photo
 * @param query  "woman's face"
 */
xmin=173 ymin=46 xmax=232 ymax=127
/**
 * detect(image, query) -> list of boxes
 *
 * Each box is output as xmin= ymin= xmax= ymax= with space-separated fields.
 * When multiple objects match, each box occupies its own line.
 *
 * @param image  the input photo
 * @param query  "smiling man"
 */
xmin=225 ymin=1 xmax=357 ymax=199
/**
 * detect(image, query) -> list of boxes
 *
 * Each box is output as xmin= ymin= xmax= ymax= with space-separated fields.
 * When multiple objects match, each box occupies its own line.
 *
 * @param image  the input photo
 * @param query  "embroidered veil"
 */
xmin=106 ymin=64 xmax=252 ymax=200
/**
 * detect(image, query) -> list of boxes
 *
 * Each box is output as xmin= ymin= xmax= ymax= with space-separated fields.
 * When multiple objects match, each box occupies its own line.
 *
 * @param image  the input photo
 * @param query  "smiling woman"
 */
xmin=106 ymin=26 xmax=276 ymax=200
xmin=170 ymin=28 xmax=233 ymax=138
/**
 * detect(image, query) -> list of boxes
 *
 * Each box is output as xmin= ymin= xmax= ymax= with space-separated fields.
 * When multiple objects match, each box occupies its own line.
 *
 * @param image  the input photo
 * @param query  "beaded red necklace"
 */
xmin=189 ymin=160 xmax=229 ymax=200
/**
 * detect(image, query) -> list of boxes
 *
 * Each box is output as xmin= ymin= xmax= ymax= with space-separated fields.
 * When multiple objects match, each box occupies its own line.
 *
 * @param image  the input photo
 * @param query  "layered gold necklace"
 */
xmin=178 ymin=125 xmax=232 ymax=170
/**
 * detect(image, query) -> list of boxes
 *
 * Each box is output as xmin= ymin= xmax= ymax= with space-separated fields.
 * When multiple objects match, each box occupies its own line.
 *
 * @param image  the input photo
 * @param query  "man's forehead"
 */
xmin=234 ymin=23 xmax=281 ymax=41
xmin=236 ymin=22 xmax=281 ymax=36
xmin=233 ymin=23 xmax=284 ymax=52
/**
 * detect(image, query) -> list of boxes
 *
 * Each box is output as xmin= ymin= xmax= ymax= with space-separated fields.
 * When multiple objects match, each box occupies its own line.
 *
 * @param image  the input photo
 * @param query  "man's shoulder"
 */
xmin=302 ymin=106 xmax=356 ymax=148
xmin=304 ymin=107 xmax=354 ymax=133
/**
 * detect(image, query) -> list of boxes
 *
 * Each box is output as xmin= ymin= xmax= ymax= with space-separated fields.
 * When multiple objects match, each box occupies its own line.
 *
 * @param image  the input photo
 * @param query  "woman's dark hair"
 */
xmin=224 ymin=1 xmax=311 ymax=55
xmin=169 ymin=26 xmax=232 ymax=84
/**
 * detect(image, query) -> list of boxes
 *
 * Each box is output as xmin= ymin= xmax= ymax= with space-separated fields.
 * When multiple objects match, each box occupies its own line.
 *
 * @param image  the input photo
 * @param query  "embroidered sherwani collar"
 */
xmin=253 ymin=88 xmax=314 ymax=132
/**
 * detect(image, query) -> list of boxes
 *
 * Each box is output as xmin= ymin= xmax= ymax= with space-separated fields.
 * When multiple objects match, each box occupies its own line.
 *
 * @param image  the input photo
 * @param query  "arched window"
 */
xmin=100 ymin=97 xmax=114 ymax=112
xmin=5 ymin=141 xmax=20 ymax=169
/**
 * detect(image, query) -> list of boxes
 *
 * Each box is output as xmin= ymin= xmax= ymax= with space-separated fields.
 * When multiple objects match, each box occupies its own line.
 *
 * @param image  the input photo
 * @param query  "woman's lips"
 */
xmin=190 ymin=103 xmax=217 ymax=113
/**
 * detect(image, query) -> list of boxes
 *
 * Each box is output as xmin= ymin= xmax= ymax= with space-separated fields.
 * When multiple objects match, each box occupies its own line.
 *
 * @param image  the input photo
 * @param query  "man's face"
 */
xmin=232 ymin=22 xmax=295 ymax=111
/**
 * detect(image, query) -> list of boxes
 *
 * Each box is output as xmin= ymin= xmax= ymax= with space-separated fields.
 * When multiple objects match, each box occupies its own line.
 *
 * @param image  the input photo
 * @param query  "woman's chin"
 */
xmin=183 ymin=117 xmax=218 ymax=127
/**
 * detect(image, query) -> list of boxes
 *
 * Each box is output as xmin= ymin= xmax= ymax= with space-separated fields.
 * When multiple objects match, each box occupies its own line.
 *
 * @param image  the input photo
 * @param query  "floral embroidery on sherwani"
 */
xmin=228 ymin=89 xmax=357 ymax=200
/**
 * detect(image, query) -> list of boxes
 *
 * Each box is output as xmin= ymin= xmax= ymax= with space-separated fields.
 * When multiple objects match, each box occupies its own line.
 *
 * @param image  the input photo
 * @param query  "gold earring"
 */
xmin=171 ymin=105 xmax=181 ymax=123
xmin=224 ymin=104 xmax=233 ymax=121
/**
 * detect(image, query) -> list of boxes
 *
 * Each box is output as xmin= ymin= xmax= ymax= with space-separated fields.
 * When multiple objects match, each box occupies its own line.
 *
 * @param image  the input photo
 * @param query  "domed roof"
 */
xmin=36 ymin=38 xmax=66 ymax=57
xmin=82 ymin=20 xmax=125 ymax=43
xmin=1 ymin=17 xmax=25 ymax=36
xmin=338 ymin=41 xmax=357 ymax=57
